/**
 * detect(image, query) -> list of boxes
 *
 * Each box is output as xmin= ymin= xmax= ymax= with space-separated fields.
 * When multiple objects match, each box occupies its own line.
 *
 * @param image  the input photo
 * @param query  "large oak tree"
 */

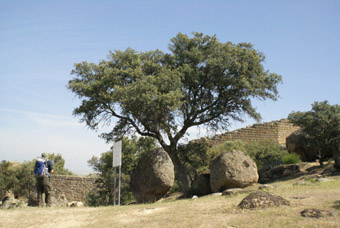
xmin=68 ymin=32 xmax=282 ymax=191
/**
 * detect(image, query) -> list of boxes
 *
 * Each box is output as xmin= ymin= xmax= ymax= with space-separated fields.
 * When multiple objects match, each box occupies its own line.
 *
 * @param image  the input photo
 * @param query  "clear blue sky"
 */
xmin=1 ymin=0 xmax=339 ymax=173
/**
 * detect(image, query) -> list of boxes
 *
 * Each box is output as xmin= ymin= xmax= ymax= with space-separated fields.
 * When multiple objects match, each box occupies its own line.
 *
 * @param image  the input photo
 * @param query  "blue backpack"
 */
xmin=34 ymin=157 xmax=48 ymax=176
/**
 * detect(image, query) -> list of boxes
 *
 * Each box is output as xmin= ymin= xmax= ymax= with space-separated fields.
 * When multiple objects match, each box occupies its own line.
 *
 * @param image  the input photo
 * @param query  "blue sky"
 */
xmin=0 ymin=0 xmax=339 ymax=173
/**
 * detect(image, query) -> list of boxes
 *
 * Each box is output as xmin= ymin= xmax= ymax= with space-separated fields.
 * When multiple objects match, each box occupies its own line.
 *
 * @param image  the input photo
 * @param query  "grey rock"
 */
xmin=222 ymin=188 xmax=245 ymax=196
xmin=238 ymin=191 xmax=290 ymax=209
xmin=301 ymin=208 xmax=333 ymax=218
xmin=210 ymin=150 xmax=258 ymax=192
xmin=131 ymin=148 xmax=174 ymax=203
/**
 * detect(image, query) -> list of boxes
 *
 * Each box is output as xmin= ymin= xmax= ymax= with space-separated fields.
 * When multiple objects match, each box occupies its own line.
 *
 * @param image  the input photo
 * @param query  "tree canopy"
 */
xmin=288 ymin=101 xmax=340 ymax=166
xmin=68 ymin=32 xmax=282 ymax=191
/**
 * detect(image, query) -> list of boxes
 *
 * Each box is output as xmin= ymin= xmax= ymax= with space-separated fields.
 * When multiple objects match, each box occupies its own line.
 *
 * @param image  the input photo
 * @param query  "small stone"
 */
xmin=68 ymin=201 xmax=84 ymax=207
xmin=207 ymin=192 xmax=222 ymax=197
xmin=317 ymin=178 xmax=331 ymax=183
xmin=222 ymin=188 xmax=244 ymax=196
xmin=258 ymin=184 xmax=274 ymax=190
xmin=301 ymin=208 xmax=333 ymax=218
xmin=192 ymin=195 xmax=198 ymax=200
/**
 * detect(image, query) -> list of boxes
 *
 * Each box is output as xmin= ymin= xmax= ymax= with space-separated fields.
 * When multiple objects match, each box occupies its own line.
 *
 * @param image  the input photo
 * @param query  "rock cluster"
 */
xmin=1 ymin=190 xmax=26 ymax=209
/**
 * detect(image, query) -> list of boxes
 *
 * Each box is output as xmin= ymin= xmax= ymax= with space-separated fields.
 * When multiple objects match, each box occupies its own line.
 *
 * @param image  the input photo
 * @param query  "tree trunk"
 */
xmin=168 ymin=150 xmax=191 ymax=193
xmin=334 ymin=145 xmax=340 ymax=169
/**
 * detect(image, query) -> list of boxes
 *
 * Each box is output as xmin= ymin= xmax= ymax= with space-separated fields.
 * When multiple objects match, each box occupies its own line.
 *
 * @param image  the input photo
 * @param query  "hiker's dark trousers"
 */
xmin=36 ymin=175 xmax=52 ymax=207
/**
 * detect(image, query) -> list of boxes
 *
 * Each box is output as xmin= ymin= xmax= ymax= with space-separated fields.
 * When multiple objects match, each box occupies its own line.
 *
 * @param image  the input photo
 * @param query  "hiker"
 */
xmin=34 ymin=152 xmax=53 ymax=207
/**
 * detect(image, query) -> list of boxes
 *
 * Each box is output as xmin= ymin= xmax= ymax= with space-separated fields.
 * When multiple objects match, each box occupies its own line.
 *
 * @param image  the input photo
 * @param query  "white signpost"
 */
xmin=112 ymin=140 xmax=122 ymax=206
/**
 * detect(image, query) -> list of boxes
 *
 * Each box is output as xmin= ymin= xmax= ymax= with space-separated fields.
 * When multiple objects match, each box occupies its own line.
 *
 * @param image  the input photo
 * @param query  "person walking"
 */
xmin=34 ymin=152 xmax=53 ymax=207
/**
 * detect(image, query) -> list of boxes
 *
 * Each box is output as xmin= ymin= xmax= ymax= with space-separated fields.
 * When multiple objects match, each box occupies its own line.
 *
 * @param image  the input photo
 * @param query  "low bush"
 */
xmin=281 ymin=153 xmax=302 ymax=164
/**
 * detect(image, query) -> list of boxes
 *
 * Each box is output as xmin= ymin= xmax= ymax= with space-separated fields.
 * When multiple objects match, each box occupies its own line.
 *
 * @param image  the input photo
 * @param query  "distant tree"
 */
xmin=288 ymin=101 xmax=340 ymax=167
xmin=87 ymin=136 xmax=157 ymax=206
xmin=0 ymin=160 xmax=12 ymax=191
xmin=68 ymin=32 xmax=282 ymax=191
xmin=0 ymin=153 xmax=72 ymax=199
xmin=0 ymin=160 xmax=35 ymax=198
xmin=13 ymin=160 xmax=36 ymax=198
xmin=46 ymin=153 xmax=73 ymax=175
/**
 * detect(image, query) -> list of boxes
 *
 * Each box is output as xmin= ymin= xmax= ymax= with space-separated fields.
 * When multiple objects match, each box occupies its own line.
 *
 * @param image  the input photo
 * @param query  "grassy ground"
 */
xmin=1 ymin=170 xmax=340 ymax=228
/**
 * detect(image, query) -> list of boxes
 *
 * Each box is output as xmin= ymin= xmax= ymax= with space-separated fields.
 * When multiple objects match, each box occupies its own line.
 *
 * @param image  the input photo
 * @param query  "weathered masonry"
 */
xmin=50 ymin=175 xmax=96 ymax=202
xmin=203 ymin=119 xmax=300 ymax=146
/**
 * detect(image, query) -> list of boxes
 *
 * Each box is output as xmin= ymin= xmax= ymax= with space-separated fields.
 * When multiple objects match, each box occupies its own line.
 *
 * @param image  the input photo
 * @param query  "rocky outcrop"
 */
xmin=238 ymin=191 xmax=290 ymax=209
xmin=1 ymin=190 xmax=26 ymax=209
xmin=130 ymin=148 xmax=174 ymax=203
xmin=259 ymin=164 xmax=301 ymax=183
xmin=210 ymin=150 xmax=258 ymax=192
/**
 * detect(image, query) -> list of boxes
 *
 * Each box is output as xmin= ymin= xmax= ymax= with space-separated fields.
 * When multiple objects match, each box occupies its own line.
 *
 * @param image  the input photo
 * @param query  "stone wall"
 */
xmin=50 ymin=175 xmax=96 ymax=202
xmin=203 ymin=119 xmax=300 ymax=147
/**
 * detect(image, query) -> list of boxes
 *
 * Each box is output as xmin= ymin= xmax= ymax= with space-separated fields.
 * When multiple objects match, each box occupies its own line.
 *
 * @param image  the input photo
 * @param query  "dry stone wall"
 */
xmin=203 ymin=119 xmax=300 ymax=147
xmin=50 ymin=175 xmax=96 ymax=202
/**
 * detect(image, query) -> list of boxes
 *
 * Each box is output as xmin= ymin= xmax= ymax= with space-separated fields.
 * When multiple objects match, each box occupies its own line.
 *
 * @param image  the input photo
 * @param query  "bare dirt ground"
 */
xmin=1 ymin=163 xmax=340 ymax=228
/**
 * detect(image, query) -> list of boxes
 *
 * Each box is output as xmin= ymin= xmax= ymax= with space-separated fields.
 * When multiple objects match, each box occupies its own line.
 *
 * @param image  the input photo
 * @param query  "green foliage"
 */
xmin=208 ymin=140 xmax=246 ymax=158
xmin=0 ymin=160 xmax=35 ymax=198
xmin=245 ymin=140 xmax=289 ymax=169
xmin=288 ymin=101 xmax=340 ymax=163
xmin=68 ymin=32 xmax=282 ymax=191
xmin=46 ymin=153 xmax=73 ymax=175
xmin=0 ymin=153 xmax=72 ymax=199
xmin=86 ymin=136 xmax=157 ymax=206
xmin=177 ymin=139 xmax=210 ymax=182
xmin=282 ymin=153 xmax=302 ymax=165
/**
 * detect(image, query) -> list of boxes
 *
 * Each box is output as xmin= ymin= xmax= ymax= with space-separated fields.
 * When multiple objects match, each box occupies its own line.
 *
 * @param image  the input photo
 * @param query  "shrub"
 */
xmin=282 ymin=153 xmax=302 ymax=164
xmin=245 ymin=140 xmax=289 ymax=169
xmin=206 ymin=140 xmax=289 ymax=170
xmin=208 ymin=140 xmax=246 ymax=159
xmin=177 ymin=139 xmax=210 ymax=182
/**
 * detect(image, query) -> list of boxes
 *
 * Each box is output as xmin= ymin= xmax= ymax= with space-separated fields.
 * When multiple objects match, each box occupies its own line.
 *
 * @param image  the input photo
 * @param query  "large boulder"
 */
xmin=130 ymin=148 xmax=174 ymax=203
xmin=210 ymin=150 xmax=258 ymax=193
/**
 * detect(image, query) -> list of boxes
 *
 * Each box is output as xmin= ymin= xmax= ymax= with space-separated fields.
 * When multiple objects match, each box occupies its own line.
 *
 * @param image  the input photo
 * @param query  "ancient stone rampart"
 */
xmin=50 ymin=175 xmax=96 ymax=202
xmin=203 ymin=119 xmax=300 ymax=146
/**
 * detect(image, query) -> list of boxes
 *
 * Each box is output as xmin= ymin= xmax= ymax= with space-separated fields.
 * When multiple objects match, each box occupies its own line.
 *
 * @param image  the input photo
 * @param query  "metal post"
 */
xmin=118 ymin=165 xmax=121 ymax=205
xmin=113 ymin=167 xmax=116 ymax=206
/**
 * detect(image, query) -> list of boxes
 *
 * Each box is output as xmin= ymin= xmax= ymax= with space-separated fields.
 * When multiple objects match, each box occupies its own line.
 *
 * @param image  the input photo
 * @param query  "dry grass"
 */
xmin=1 ymin=176 xmax=340 ymax=228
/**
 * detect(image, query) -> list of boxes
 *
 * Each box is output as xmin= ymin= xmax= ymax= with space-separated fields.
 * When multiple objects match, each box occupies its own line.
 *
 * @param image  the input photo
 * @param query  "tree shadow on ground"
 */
xmin=332 ymin=201 xmax=340 ymax=211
